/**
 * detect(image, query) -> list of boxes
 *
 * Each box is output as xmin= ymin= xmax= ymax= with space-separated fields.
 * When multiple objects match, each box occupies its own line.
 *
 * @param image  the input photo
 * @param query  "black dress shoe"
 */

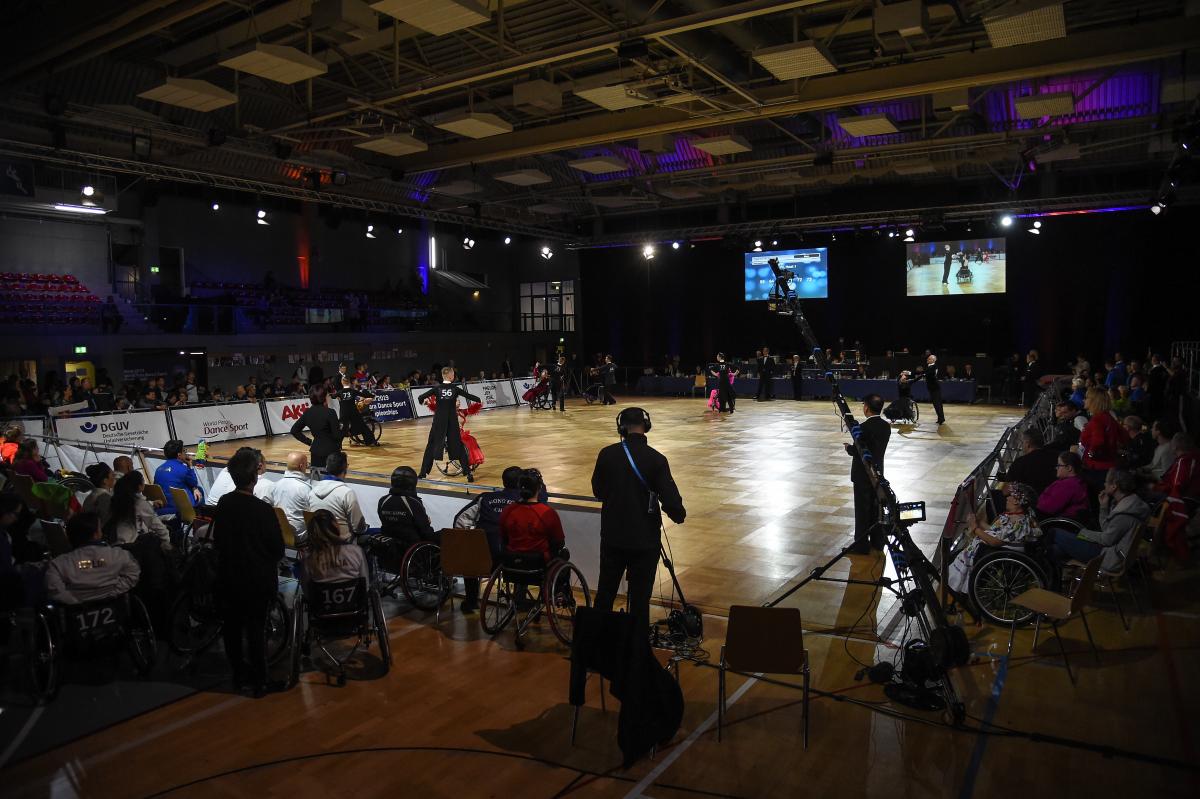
xmin=417 ymin=472 xmax=428 ymax=479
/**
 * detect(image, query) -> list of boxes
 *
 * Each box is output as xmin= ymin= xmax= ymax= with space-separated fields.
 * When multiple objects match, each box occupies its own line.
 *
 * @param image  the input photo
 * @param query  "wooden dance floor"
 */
xmin=6 ymin=397 xmax=1198 ymax=798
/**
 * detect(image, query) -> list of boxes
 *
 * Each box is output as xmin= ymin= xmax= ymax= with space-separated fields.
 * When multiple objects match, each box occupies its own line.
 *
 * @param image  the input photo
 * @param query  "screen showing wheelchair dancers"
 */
xmin=743 ymin=248 xmax=829 ymax=301
xmin=904 ymin=237 xmax=1006 ymax=297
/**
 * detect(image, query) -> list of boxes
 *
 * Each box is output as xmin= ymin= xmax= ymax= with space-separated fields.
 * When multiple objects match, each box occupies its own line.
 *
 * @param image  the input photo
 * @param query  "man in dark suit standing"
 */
xmin=924 ymin=354 xmax=946 ymax=425
xmin=941 ymin=244 xmax=953 ymax=284
xmin=756 ymin=347 xmax=775 ymax=401
xmin=848 ymin=394 xmax=891 ymax=554
xmin=1021 ymin=349 xmax=1044 ymax=408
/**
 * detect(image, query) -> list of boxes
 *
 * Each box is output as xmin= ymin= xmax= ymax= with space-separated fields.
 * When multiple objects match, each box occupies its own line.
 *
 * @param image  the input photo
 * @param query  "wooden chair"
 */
xmin=1008 ymin=555 xmax=1102 ymax=684
xmin=717 ymin=605 xmax=811 ymax=749
xmin=274 ymin=506 xmax=297 ymax=548
xmin=436 ymin=528 xmax=493 ymax=623
xmin=302 ymin=510 xmax=316 ymax=534
xmin=142 ymin=483 xmax=168 ymax=508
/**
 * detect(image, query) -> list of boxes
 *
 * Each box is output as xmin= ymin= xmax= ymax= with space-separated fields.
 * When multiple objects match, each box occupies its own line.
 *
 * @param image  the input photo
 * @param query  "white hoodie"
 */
xmin=308 ymin=478 xmax=366 ymax=539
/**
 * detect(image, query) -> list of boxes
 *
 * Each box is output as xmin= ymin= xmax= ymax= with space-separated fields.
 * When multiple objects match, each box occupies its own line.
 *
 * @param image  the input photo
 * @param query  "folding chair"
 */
xmin=717 ymin=605 xmax=811 ymax=749
xmin=437 ymin=528 xmax=493 ymax=624
xmin=1008 ymin=555 xmax=1103 ymax=684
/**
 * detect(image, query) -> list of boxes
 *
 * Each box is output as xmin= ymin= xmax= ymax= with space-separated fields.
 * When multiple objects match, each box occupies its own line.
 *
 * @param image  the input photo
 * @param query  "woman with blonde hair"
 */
xmin=1079 ymin=388 xmax=1128 ymax=492
xmin=301 ymin=509 xmax=367 ymax=584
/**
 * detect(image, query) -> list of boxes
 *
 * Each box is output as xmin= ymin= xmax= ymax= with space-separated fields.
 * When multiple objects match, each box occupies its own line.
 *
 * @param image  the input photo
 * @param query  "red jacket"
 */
xmin=1079 ymin=412 xmax=1128 ymax=471
xmin=1156 ymin=451 xmax=1200 ymax=500
xmin=500 ymin=502 xmax=565 ymax=560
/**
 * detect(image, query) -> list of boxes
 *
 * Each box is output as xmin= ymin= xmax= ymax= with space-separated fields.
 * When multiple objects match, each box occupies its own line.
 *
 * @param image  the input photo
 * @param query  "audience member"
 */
xmin=1149 ymin=421 xmax=1176 ymax=479
xmin=453 ymin=465 xmax=525 ymax=614
xmin=998 ymin=429 xmax=1059 ymax=494
xmin=45 ymin=512 xmax=140 ymax=605
xmin=273 ymin=452 xmax=312 ymax=541
xmin=112 ymin=455 xmax=135 ymax=477
xmin=11 ymin=439 xmax=49 ymax=482
xmin=1047 ymin=400 xmax=1085 ymax=451
xmin=1049 ymin=469 xmax=1149 ymax=568
xmin=377 ymin=466 xmax=435 ymax=549
xmin=82 ymin=462 xmax=116 ymax=523
xmin=1 ymin=425 xmax=22 ymax=463
xmin=949 ymin=483 xmax=1038 ymax=597
xmin=308 ymin=451 xmax=366 ymax=538
xmin=498 ymin=469 xmax=565 ymax=562
xmin=154 ymin=440 xmax=203 ymax=515
xmin=106 ymin=472 xmax=172 ymax=551
xmin=1036 ymin=452 xmax=1090 ymax=522
xmin=1121 ymin=416 xmax=1155 ymax=468
xmin=1079 ymin=389 xmax=1129 ymax=491
xmin=301 ymin=509 xmax=367 ymax=584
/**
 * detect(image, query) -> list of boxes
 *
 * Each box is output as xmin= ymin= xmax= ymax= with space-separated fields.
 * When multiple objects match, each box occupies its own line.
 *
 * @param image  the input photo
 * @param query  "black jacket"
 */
xmin=850 ymin=415 xmax=890 ymax=484
xmin=336 ymin=385 xmax=371 ymax=422
xmin=377 ymin=491 xmax=436 ymax=548
xmin=290 ymin=405 xmax=343 ymax=459
xmin=213 ymin=491 xmax=284 ymax=597
xmin=999 ymin=446 xmax=1059 ymax=494
xmin=591 ymin=433 xmax=685 ymax=550
xmin=924 ymin=363 xmax=942 ymax=391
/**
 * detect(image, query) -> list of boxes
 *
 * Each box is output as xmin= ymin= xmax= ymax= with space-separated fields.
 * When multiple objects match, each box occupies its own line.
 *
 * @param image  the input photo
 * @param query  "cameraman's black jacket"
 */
xmin=590 ymin=433 xmax=685 ymax=551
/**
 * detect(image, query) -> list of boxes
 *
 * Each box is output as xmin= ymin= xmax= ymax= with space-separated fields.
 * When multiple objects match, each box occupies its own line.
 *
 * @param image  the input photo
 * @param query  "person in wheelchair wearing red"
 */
xmin=499 ymin=469 xmax=566 ymax=574
xmin=45 ymin=512 xmax=140 ymax=605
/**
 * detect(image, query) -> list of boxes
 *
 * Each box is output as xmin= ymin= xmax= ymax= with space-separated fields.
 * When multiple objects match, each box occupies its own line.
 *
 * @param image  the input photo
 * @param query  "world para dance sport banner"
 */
xmin=169 ymin=401 xmax=268 ymax=443
xmin=366 ymin=389 xmax=414 ymax=422
xmin=54 ymin=409 xmax=173 ymax=449
xmin=261 ymin=396 xmax=342 ymax=436
xmin=408 ymin=380 xmax=519 ymax=418
xmin=512 ymin=375 xmax=540 ymax=406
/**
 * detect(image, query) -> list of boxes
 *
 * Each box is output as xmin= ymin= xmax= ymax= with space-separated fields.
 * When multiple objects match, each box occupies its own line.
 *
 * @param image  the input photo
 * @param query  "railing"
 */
xmin=1170 ymin=340 xmax=1199 ymax=397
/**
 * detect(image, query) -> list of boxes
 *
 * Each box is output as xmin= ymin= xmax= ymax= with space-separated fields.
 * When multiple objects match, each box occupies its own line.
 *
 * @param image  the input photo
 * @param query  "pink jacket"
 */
xmin=1036 ymin=475 xmax=1089 ymax=521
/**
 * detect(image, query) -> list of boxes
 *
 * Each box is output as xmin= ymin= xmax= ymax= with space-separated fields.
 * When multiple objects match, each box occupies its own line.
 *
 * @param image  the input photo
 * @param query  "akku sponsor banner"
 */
xmin=54 ymin=410 xmax=173 ymax=449
xmin=263 ymin=396 xmax=340 ymax=435
xmin=169 ymin=402 xmax=267 ymax=443
xmin=368 ymin=389 xmax=414 ymax=422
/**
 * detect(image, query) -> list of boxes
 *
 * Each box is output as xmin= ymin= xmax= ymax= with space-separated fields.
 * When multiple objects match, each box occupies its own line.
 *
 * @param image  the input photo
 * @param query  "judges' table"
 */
xmin=635 ymin=375 xmax=976 ymax=403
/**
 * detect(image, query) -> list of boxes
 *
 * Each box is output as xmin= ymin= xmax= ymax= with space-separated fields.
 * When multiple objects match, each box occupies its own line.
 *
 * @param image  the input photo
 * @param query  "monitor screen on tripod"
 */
xmin=905 ymin=238 xmax=1006 ymax=296
xmin=744 ymin=248 xmax=828 ymax=300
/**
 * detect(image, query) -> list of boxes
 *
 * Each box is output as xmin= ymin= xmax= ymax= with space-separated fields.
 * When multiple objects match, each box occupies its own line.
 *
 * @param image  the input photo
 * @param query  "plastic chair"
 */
xmin=717 ymin=605 xmax=811 ymax=749
xmin=143 ymin=483 xmax=168 ymax=507
xmin=1008 ymin=555 xmax=1102 ymax=683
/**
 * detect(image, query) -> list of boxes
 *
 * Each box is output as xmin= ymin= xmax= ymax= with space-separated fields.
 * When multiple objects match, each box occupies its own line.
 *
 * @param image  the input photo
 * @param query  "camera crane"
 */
xmin=764 ymin=258 xmax=968 ymax=721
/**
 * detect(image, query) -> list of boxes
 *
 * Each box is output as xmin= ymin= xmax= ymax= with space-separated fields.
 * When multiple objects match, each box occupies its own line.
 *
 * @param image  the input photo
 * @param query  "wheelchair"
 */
xmin=348 ymin=413 xmax=383 ymax=446
xmin=884 ymin=397 xmax=919 ymax=425
xmin=361 ymin=534 xmax=451 ymax=611
xmin=480 ymin=549 xmax=590 ymax=648
xmin=1 ymin=606 xmax=58 ymax=702
xmin=290 ymin=576 xmax=391 ymax=686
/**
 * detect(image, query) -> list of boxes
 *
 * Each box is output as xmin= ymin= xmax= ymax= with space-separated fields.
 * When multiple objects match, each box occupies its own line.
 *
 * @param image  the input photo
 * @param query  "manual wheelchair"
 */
xmin=480 ymin=549 xmax=590 ymax=648
xmin=290 ymin=576 xmax=391 ymax=686
xmin=883 ymin=397 xmax=920 ymax=425
xmin=361 ymin=534 xmax=452 ymax=611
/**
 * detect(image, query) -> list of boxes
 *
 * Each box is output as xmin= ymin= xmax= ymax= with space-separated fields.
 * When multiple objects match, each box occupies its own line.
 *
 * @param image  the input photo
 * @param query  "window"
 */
xmin=519 ymin=279 xmax=576 ymax=333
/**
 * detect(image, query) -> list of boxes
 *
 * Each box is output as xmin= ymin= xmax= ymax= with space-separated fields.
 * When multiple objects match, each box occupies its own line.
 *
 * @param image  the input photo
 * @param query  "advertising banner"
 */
xmin=465 ymin=379 xmax=519 ymax=409
xmin=262 ymin=396 xmax=340 ymax=435
xmin=512 ymin=376 xmax=541 ymax=406
xmin=53 ymin=409 xmax=173 ymax=449
xmin=368 ymin=389 xmax=414 ymax=422
xmin=169 ymin=401 xmax=267 ymax=443
xmin=4 ymin=416 xmax=45 ymax=440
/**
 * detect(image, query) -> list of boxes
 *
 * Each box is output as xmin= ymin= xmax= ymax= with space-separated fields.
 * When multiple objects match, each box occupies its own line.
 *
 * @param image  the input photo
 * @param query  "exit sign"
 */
xmin=74 ymin=346 xmax=87 ymax=354
xmin=150 ymin=266 xmax=160 ymax=273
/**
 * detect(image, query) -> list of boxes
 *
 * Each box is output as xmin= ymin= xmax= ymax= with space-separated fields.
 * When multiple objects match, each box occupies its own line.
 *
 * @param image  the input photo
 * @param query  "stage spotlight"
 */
xmin=540 ymin=245 xmax=554 ymax=260
xmin=256 ymin=209 xmax=269 ymax=226
xmin=905 ymin=228 xmax=915 ymax=237
xmin=672 ymin=241 xmax=680 ymax=250
xmin=1033 ymin=220 xmax=1041 ymax=229
xmin=366 ymin=224 xmax=376 ymax=239
xmin=462 ymin=236 xmax=475 ymax=249
xmin=211 ymin=202 xmax=220 ymax=211
xmin=903 ymin=234 xmax=914 ymax=242
xmin=831 ymin=233 xmax=837 ymax=241
xmin=82 ymin=185 xmax=95 ymax=197
xmin=771 ymin=239 xmax=778 ymax=246
xmin=1028 ymin=226 xmax=1039 ymax=235
xmin=504 ymin=236 xmax=512 ymax=245
xmin=472 ymin=290 xmax=480 ymax=299
xmin=753 ymin=239 xmax=762 ymax=248
xmin=888 ymin=230 xmax=895 ymax=238
xmin=1000 ymin=214 xmax=1013 ymax=227
xmin=642 ymin=244 xmax=656 ymax=260
xmin=397 ymin=227 xmax=404 ymax=235
xmin=1150 ymin=204 xmax=1162 ymax=215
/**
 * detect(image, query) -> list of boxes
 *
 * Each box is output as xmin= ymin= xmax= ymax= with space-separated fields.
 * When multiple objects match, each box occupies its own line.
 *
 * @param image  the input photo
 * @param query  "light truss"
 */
xmin=0 ymin=139 xmax=572 ymax=241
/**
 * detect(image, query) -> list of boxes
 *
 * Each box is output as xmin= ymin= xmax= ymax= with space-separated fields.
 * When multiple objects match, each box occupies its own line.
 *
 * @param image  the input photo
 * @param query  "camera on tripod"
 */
xmin=767 ymin=257 xmax=794 ymax=281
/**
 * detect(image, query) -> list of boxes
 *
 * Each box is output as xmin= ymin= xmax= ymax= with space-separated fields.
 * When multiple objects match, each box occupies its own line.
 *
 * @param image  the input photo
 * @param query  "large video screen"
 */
xmin=905 ymin=238 xmax=1006 ymax=296
xmin=744 ymin=248 xmax=829 ymax=301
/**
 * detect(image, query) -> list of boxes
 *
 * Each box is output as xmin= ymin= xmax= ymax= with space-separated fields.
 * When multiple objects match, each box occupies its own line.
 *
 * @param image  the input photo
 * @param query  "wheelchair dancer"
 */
xmin=416 ymin=367 xmax=482 ymax=481
xmin=454 ymin=465 xmax=548 ymax=614
xmin=947 ymin=482 xmax=1038 ymax=600
xmin=45 ymin=512 xmax=140 ymax=605
xmin=883 ymin=370 xmax=917 ymax=422
xmin=337 ymin=374 xmax=378 ymax=447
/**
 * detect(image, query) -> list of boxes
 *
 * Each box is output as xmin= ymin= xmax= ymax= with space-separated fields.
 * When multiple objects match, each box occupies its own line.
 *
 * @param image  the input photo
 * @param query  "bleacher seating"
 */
xmin=0 ymin=272 xmax=101 ymax=326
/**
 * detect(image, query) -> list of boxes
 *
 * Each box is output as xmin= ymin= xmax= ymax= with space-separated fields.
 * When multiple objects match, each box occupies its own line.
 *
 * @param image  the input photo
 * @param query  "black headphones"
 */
xmin=616 ymin=407 xmax=652 ymax=437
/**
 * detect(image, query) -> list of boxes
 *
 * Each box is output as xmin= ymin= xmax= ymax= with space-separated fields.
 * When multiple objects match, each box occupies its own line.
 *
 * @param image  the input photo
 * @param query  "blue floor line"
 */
xmin=958 ymin=654 xmax=1008 ymax=799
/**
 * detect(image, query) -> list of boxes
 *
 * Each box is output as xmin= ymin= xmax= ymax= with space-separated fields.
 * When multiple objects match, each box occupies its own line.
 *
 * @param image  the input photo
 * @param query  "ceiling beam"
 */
xmin=388 ymin=14 xmax=1200 ymax=171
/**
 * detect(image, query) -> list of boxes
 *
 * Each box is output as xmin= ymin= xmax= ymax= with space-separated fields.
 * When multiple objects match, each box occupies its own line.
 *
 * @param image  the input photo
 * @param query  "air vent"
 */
xmin=567 ymin=156 xmax=628 ymax=175
xmin=513 ymin=79 xmax=562 ymax=112
xmin=692 ymin=134 xmax=752 ymax=156
xmin=659 ymin=186 xmax=704 ymax=200
xmin=837 ymin=114 xmax=899 ymax=137
xmin=370 ymin=0 xmax=489 ymax=35
xmin=752 ymin=41 xmax=837 ymax=80
xmin=137 ymin=78 xmax=237 ymax=112
xmin=1014 ymin=91 xmax=1074 ymax=119
xmin=575 ymin=84 xmax=652 ymax=110
xmin=220 ymin=44 xmax=327 ymax=85
xmin=494 ymin=169 xmax=552 ymax=186
xmin=433 ymin=112 xmax=513 ymax=138
xmin=437 ymin=180 xmax=483 ymax=196
xmin=353 ymin=134 xmax=428 ymax=156
xmin=983 ymin=1 xmax=1065 ymax=48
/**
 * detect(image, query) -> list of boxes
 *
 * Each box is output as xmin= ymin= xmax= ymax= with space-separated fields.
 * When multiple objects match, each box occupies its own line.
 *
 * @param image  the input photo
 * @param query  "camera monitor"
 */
xmin=896 ymin=500 xmax=927 ymax=522
xmin=905 ymin=238 xmax=1006 ymax=296
xmin=744 ymin=248 xmax=828 ymax=300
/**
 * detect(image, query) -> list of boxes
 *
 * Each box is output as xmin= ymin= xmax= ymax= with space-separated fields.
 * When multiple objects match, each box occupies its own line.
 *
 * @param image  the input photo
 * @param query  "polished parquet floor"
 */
xmin=5 ymin=396 xmax=1198 ymax=798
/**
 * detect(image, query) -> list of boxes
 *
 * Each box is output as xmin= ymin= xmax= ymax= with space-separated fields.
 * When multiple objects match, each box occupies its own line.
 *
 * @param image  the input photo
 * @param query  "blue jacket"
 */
xmin=154 ymin=459 xmax=201 ymax=515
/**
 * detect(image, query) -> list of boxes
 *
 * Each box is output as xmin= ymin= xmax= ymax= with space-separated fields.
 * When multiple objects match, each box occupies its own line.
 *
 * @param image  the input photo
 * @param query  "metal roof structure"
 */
xmin=0 ymin=0 xmax=1196 ymax=239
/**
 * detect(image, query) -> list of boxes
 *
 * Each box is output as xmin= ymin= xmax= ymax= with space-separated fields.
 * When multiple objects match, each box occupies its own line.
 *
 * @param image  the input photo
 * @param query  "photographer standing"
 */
xmin=590 ymin=408 xmax=686 ymax=629
xmin=848 ymin=394 xmax=890 ymax=554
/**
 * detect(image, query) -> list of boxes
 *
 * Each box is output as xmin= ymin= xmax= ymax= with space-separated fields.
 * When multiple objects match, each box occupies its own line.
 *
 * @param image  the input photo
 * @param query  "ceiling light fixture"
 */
xmin=1000 ymin=214 xmax=1013 ymax=227
xmin=53 ymin=203 xmax=108 ymax=215
xmin=642 ymin=244 xmax=656 ymax=260
xmin=366 ymin=224 xmax=376 ymax=239
xmin=504 ymin=236 xmax=512 ymax=245
xmin=81 ymin=185 xmax=95 ymax=197
xmin=257 ymin=208 xmax=269 ymax=226
xmin=540 ymin=245 xmax=554 ymax=260
xmin=463 ymin=236 xmax=476 ymax=250
xmin=211 ymin=202 xmax=220 ymax=211
xmin=671 ymin=241 xmax=680 ymax=250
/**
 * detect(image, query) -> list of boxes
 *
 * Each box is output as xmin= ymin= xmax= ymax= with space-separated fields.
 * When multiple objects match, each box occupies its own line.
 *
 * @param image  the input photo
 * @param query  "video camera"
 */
xmin=767 ymin=257 xmax=794 ymax=281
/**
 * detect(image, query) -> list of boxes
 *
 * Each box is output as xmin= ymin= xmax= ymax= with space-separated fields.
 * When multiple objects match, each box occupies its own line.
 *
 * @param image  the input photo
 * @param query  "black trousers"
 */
xmin=221 ymin=591 xmax=271 ymax=686
xmin=942 ymin=260 xmax=952 ymax=282
xmin=421 ymin=431 xmax=470 ymax=476
xmin=342 ymin=411 xmax=376 ymax=445
xmin=552 ymin=380 xmax=566 ymax=411
xmin=602 ymin=383 xmax=616 ymax=404
xmin=717 ymin=384 xmax=735 ymax=413
xmin=853 ymin=479 xmax=880 ymax=547
xmin=756 ymin=376 xmax=770 ymax=400
xmin=929 ymin=386 xmax=945 ymax=423
xmin=792 ymin=375 xmax=802 ymax=400
xmin=594 ymin=544 xmax=660 ymax=632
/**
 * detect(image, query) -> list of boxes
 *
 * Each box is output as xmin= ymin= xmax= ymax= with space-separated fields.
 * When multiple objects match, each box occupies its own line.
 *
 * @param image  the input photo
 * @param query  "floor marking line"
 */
xmin=622 ymin=672 xmax=761 ymax=799
xmin=957 ymin=655 xmax=1008 ymax=799
xmin=0 ymin=705 xmax=45 ymax=771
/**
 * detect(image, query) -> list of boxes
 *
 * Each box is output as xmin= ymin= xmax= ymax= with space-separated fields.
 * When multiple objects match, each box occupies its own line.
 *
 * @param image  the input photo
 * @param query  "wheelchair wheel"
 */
xmin=266 ymin=593 xmax=291 ymax=665
xmin=969 ymin=549 xmax=1049 ymax=626
xmin=167 ymin=590 xmax=222 ymax=655
xmin=29 ymin=610 xmax=59 ymax=702
xmin=480 ymin=570 xmax=516 ymax=635
xmin=126 ymin=595 xmax=157 ymax=677
xmin=370 ymin=589 xmax=391 ymax=672
xmin=909 ymin=401 xmax=920 ymax=423
xmin=400 ymin=541 xmax=450 ymax=611
xmin=289 ymin=594 xmax=306 ymax=686
xmin=544 ymin=561 xmax=590 ymax=647
xmin=436 ymin=460 xmax=463 ymax=477
xmin=59 ymin=475 xmax=95 ymax=493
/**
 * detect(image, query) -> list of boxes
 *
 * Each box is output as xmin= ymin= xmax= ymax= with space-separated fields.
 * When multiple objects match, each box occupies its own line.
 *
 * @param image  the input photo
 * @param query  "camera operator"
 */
xmin=590 ymin=408 xmax=686 ymax=629
xmin=848 ymin=393 xmax=890 ymax=554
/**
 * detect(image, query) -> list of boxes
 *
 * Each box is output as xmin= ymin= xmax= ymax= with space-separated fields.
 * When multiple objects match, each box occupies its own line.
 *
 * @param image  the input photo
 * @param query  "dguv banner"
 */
xmin=54 ymin=409 xmax=173 ymax=449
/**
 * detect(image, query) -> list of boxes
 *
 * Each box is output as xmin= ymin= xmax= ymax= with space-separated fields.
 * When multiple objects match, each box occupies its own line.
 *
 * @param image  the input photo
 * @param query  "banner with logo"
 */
xmin=262 ymin=396 xmax=341 ymax=435
xmin=465 ymin=380 xmax=519 ymax=409
xmin=512 ymin=376 xmax=542 ymax=406
xmin=169 ymin=401 xmax=267 ymax=443
xmin=408 ymin=385 xmax=441 ymax=419
xmin=367 ymin=389 xmax=414 ymax=422
xmin=3 ymin=416 xmax=45 ymax=440
xmin=54 ymin=409 xmax=173 ymax=449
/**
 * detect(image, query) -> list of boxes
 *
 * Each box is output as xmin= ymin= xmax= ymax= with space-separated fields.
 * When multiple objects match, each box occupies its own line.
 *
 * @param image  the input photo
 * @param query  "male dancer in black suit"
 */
xmin=941 ymin=244 xmax=953 ymax=284
xmin=550 ymin=355 xmax=568 ymax=412
xmin=924 ymin=354 xmax=946 ymax=425
xmin=848 ymin=394 xmax=891 ymax=554
xmin=709 ymin=353 xmax=737 ymax=414
xmin=755 ymin=347 xmax=776 ymax=401
xmin=417 ymin=366 xmax=482 ymax=481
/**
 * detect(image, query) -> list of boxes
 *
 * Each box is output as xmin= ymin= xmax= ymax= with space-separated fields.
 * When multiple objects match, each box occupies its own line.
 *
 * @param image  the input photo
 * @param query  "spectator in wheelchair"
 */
xmin=309 ymin=452 xmax=367 ymax=539
xmin=377 ymin=465 xmax=436 ymax=548
xmin=112 ymin=455 xmax=135 ymax=478
xmin=1036 ymin=452 xmax=1090 ymax=522
xmin=82 ymin=462 xmax=116 ymax=524
xmin=273 ymin=452 xmax=312 ymax=542
xmin=499 ymin=469 xmax=566 ymax=564
xmin=105 ymin=471 xmax=173 ymax=552
xmin=949 ymin=482 xmax=1039 ymax=596
xmin=453 ymin=465 xmax=533 ymax=613
xmin=212 ymin=449 xmax=287 ymax=697
xmin=45 ymin=512 xmax=140 ymax=605
xmin=12 ymin=439 xmax=49 ymax=482
xmin=1048 ymin=468 xmax=1149 ymax=569
xmin=1047 ymin=400 xmax=1085 ymax=452
xmin=301 ymin=509 xmax=367 ymax=584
